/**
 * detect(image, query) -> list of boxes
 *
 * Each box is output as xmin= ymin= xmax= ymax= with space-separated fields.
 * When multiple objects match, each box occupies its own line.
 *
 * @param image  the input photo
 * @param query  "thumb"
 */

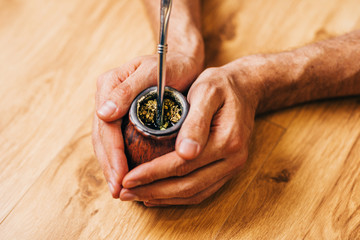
xmin=97 ymin=66 xmax=155 ymax=122
xmin=176 ymin=84 xmax=224 ymax=160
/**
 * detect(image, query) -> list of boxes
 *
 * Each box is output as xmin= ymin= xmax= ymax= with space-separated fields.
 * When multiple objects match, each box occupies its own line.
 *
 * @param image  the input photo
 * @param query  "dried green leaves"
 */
xmin=139 ymin=98 xmax=182 ymax=130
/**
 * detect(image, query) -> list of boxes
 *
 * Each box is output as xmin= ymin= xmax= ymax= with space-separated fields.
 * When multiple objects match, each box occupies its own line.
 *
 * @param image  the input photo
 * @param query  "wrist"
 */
xmin=255 ymin=47 xmax=320 ymax=113
xmin=222 ymin=50 xmax=311 ymax=114
xmin=168 ymin=27 xmax=205 ymax=74
xmin=142 ymin=0 xmax=204 ymax=74
xmin=219 ymin=31 xmax=360 ymax=115
xmin=221 ymin=54 xmax=270 ymax=114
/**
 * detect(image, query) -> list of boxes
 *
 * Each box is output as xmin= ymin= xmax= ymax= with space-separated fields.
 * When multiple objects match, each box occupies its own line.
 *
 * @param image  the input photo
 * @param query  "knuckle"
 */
xmin=190 ymin=76 xmax=224 ymax=101
xmin=185 ymin=116 xmax=207 ymax=134
xmin=97 ymin=70 xmax=120 ymax=90
xmin=201 ymin=67 xmax=219 ymax=78
xmin=148 ymin=191 xmax=156 ymax=200
xmin=225 ymin=135 xmax=243 ymax=154
xmin=143 ymin=169 xmax=156 ymax=184
xmin=140 ymin=57 xmax=157 ymax=74
xmin=132 ymin=56 xmax=144 ymax=64
xmin=189 ymin=81 xmax=222 ymax=103
xmin=179 ymin=182 xmax=198 ymax=198
xmin=148 ymin=59 xmax=157 ymax=71
xmin=112 ymin=82 xmax=132 ymax=103
xmin=208 ymin=84 xmax=223 ymax=101
xmin=201 ymin=67 xmax=228 ymax=81
xmin=203 ymin=82 xmax=222 ymax=99
xmin=174 ymin=159 xmax=191 ymax=177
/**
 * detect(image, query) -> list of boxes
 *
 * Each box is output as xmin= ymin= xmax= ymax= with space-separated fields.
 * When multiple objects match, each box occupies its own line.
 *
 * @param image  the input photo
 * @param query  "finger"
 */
xmin=143 ymin=175 xmax=232 ymax=206
xmin=120 ymin=155 xmax=244 ymax=201
xmin=92 ymin=116 xmax=122 ymax=198
xmin=100 ymin=118 xmax=129 ymax=189
xmin=122 ymin=151 xmax=181 ymax=188
xmin=95 ymin=59 xmax=142 ymax=109
xmin=176 ymin=81 xmax=225 ymax=160
xmin=122 ymin=124 xmax=240 ymax=189
xmin=97 ymin=63 xmax=157 ymax=122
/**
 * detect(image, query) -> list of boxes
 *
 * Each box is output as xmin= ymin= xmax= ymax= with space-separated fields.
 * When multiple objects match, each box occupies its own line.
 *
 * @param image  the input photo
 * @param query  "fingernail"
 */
xmin=179 ymin=138 xmax=200 ymax=158
xmin=124 ymin=180 xmax=141 ymax=188
xmin=121 ymin=192 xmax=138 ymax=201
xmin=107 ymin=181 xmax=115 ymax=195
xmin=98 ymin=100 xmax=117 ymax=117
xmin=144 ymin=201 xmax=157 ymax=207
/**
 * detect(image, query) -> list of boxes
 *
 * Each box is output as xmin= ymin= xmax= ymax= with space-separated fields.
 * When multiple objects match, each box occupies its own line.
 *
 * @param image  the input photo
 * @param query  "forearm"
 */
xmin=224 ymin=30 xmax=360 ymax=113
xmin=141 ymin=0 xmax=204 ymax=67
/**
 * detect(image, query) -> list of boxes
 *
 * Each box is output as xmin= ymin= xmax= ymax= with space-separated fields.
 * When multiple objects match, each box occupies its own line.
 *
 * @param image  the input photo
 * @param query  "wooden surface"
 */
xmin=0 ymin=0 xmax=359 ymax=239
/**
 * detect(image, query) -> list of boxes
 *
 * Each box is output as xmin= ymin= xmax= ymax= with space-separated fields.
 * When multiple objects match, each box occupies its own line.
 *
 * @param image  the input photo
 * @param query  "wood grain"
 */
xmin=216 ymin=98 xmax=360 ymax=239
xmin=0 ymin=0 xmax=359 ymax=239
xmin=122 ymin=116 xmax=178 ymax=170
xmin=203 ymin=0 xmax=360 ymax=68
xmin=0 ymin=118 xmax=283 ymax=239
xmin=0 ymin=0 xmax=153 ymax=222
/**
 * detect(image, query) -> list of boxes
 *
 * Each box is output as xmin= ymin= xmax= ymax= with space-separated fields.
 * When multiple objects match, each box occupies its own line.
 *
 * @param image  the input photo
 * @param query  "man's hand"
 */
xmin=92 ymin=53 xmax=202 ymax=198
xmin=119 ymin=66 xmax=258 ymax=206
xmin=119 ymin=30 xmax=360 ymax=205
xmin=92 ymin=0 xmax=204 ymax=199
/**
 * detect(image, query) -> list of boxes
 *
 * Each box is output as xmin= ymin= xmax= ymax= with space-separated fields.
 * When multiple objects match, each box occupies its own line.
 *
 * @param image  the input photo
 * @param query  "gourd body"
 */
xmin=122 ymin=116 xmax=176 ymax=170
xmin=122 ymin=86 xmax=188 ymax=170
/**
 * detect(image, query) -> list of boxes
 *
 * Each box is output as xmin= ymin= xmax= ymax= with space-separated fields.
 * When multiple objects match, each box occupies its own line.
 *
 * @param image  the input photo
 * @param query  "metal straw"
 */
xmin=156 ymin=0 xmax=172 ymax=127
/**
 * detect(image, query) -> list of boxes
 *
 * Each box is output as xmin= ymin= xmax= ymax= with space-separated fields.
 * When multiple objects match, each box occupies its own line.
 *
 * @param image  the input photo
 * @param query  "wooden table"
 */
xmin=1 ymin=0 xmax=359 ymax=239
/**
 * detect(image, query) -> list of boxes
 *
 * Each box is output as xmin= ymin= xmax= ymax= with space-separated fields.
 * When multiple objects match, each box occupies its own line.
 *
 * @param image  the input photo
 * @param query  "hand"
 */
xmin=120 ymin=66 xmax=259 ymax=206
xmin=92 ymin=53 xmax=203 ymax=198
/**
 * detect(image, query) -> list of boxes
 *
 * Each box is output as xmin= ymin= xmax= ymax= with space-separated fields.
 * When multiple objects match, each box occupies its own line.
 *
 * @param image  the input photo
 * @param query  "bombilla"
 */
xmin=156 ymin=0 xmax=172 ymax=127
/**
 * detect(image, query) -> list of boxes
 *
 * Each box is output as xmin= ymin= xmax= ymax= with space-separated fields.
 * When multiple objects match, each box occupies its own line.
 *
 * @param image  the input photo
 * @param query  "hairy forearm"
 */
xmin=141 ymin=0 xmax=204 ymax=66
xmin=224 ymin=30 xmax=360 ymax=113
